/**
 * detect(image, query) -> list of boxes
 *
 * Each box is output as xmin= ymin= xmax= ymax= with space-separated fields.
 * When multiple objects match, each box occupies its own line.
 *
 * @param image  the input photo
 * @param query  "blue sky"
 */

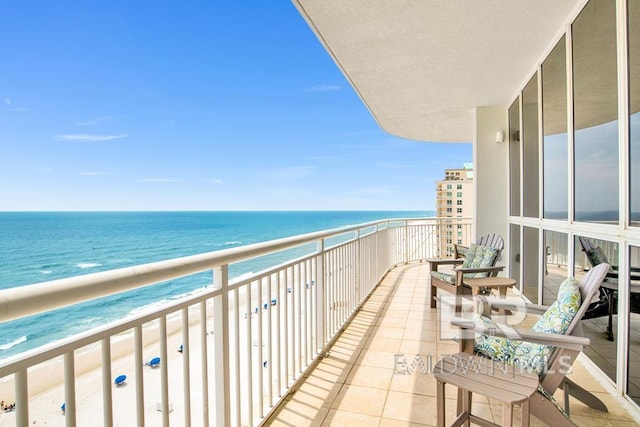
xmin=0 ymin=1 xmax=471 ymax=211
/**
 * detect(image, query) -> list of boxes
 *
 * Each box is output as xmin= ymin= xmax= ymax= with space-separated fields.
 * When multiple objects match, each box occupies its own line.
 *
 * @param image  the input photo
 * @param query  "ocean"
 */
xmin=0 ymin=211 xmax=429 ymax=359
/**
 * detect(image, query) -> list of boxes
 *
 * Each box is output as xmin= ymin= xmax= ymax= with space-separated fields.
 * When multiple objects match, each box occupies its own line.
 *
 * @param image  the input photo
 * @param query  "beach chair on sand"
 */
xmin=428 ymin=234 xmax=505 ymax=310
xmin=451 ymin=262 xmax=610 ymax=426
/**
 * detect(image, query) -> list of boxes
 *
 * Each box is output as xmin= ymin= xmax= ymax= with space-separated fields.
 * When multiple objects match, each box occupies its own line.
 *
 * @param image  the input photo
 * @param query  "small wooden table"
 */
xmin=434 ymin=352 xmax=538 ymax=427
xmin=463 ymin=276 xmax=516 ymax=315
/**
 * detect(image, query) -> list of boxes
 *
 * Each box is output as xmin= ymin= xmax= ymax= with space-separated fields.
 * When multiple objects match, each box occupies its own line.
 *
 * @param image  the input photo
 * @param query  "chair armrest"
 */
xmin=454 ymin=266 xmax=505 ymax=274
xmin=427 ymin=258 xmax=464 ymax=266
xmin=451 ymin=317 xmax=590 ymax=351
xmin=522 ymin=303 xmax=549 ymax=315
xmin=454 ymin=244 xmax=469 ymax=259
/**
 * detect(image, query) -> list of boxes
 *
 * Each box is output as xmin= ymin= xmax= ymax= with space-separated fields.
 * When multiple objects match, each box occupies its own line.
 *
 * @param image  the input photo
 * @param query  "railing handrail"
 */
xmin=0 ymin=216 xmax=468 ymax=323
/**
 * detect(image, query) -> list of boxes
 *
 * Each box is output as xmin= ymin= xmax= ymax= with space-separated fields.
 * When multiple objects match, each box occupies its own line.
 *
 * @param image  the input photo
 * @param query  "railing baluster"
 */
xmin=101 ymin=337 xmax=113 ymax=427
xmin=257 ymin=277 xmax=264 ymax=418
xmin=233 ymin=287 xmax=240 ymax=426
xmin=14 ymin=369 xmax=28 ymax=427
xmin=267 ymin=274 xmax=273 ymax=407
xmin=295 ymin=262 xmax=302 ymax=375
xmin=199 ymin=300 xmax=209 ymax=427
xmin=134 ymin=325 xmax=145 ymax=427
xmin=282 ymin=268 xmax=288 ymax=388
xmin=246 ymin=282 xmax=253 ymax=426
xmin=64 ymin=352 xmax=76 ymax=427
xmin=214 ymin=265 xmax=230 ymax=427
xmin=275 ymin=271 xmax=281 ymax=397
xmin=182 ymin=307 xmax=191 ymax=427
xmin=159 ymin=315 xmax=170 ymax=427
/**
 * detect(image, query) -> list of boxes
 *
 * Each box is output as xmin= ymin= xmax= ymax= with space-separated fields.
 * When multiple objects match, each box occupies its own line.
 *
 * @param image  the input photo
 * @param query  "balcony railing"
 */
xmin=0 ymin=217 xmax=472 ymax=427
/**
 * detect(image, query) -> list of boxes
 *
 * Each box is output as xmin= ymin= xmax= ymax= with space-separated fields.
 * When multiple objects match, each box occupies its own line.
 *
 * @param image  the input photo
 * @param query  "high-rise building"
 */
xmin=435 ymin=163 xmax=474 ymax=257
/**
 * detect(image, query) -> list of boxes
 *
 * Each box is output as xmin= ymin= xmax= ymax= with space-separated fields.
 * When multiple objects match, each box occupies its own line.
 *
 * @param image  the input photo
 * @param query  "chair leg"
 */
xmin=464 ymin=390 xmax=472 ymax=427
xmin=431 ymin=284 xmax=437 ymax=309
xmin=502 ymin=403 xmax=513 ymax=427
xmin=607 ymin=290 xmax=614 ymax=341
xmin=521 ymin=399 xmax=530 ymax=427
xmin=530 ymin=390 xmax=578 ymax=427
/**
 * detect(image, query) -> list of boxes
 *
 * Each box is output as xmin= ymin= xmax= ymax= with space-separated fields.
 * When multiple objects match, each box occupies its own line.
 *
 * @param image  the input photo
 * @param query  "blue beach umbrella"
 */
xmin=114 ymin=374 xmax=127 ymax=385
xmin=148 ymin=357 xmax=161 ymax=367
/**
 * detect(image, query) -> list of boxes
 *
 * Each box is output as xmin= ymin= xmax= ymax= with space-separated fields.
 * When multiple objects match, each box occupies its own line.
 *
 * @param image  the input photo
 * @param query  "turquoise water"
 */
xmin=0 ymin=211 xmax=430 ymax=359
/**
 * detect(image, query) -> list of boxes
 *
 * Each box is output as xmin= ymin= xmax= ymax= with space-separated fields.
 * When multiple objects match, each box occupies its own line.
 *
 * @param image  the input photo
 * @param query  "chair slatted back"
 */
xmin=565 ymin=263 xmax=610 ymax=337
xmin=477 ymin=233 xmax=504 ymax=252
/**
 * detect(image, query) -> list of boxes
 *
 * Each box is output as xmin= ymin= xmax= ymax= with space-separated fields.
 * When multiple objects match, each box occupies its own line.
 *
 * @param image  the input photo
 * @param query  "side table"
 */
xmin=433 ymin=352 xmax=538 ymax=427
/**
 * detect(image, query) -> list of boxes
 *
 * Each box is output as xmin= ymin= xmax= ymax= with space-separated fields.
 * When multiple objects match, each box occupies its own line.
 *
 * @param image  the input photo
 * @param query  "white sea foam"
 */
xmin=41 ymin=270 xmax=52 ymax=274
xmin=0 ymin=336 xmax=27 ymax=351
xmin=225 ymin=241 xmax=242 ymax=245
xmin=77 ymin=262 xmax=102 ymax=269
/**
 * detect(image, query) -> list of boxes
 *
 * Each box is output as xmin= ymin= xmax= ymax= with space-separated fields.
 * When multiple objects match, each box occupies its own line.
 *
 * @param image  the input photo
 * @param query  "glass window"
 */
xmin=542 ymin=36 xmax=568 ymax=219
xmin=457 ymin=184 xmax=462 ymax=189
xmin=457 ymin=192 xmax=463 ymax=197
xmin=456 ymin=200 xmax=462 ymax=205
xmin=631 ymin=1 xmax=640 ymax=225
xmin=573 ymin=0 xmax=618 ymax=223
xmin=456 ymin=208 xmax=462 ymax=213
xmin=446 ymin=208 xmax=452 ymax=213
xmin=447 ymin=192 xmax=452 ymax=197
xmin=543 ymin=231 xmax=568 ymax=305
xmin=447 ymin=184 xmax=452 ymax=189
xmin=510 ymin=224 xmax=521 ymax=286
xmin=523 ymin=74 xmax=540 ymax=218
xmin=447 ymin=200 xmax=452 ymax=205
xmin=509 ymin=97 xmax=521 ymax=216
xmin=523 ymin=226 xmax=539 ymax=303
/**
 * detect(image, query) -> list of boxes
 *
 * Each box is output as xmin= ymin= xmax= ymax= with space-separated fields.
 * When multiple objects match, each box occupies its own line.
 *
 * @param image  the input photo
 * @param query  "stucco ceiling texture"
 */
xmin=294 ymin=0 xmax=581 ymax=143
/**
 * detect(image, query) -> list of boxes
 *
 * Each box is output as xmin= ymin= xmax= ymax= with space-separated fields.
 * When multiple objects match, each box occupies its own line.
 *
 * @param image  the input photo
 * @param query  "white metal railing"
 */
xmin=0 ymin=216 xmax=472 ymax=427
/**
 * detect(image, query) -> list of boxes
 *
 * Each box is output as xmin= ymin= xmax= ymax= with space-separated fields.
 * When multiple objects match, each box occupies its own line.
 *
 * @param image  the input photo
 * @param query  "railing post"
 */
xmin=214 ymin=265 xmax=231 ymax=427
xmin=101 ymin=337 xmax=113 ymax=427
xmin=404 ymin=220 xmax=409 ymax=264
xmin=316 ymin=239 xmax=326 ymax=349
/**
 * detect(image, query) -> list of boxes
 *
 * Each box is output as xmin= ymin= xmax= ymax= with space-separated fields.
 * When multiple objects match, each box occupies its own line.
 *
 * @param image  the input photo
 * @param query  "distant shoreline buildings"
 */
xmin=435 ymin=163 xmax=474 ymax=257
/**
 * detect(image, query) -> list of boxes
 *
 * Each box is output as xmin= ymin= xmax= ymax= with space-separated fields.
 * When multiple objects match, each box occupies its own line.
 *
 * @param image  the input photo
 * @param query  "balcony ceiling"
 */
xmin=293 ymin=0 xmax=581 ymax=143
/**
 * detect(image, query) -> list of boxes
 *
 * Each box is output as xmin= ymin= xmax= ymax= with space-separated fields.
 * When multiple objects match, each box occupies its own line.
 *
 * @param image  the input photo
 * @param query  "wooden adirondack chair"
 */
xmin=429 ymin=233 xmax=505 ymax=309
xmin=452 ymin=262 xmax=611 ymax=426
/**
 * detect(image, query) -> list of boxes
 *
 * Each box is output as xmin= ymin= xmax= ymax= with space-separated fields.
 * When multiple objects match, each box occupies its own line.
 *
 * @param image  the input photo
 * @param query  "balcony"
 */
xmin=267 ymin=263 xmax=637 ymax=426
xmin=0 ymin=217 xmax=636 ymax=426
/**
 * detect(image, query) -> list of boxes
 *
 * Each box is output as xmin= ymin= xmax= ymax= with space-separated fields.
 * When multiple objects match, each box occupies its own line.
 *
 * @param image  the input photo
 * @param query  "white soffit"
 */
xmin=293 ymin=0 xmax=581 ymax=143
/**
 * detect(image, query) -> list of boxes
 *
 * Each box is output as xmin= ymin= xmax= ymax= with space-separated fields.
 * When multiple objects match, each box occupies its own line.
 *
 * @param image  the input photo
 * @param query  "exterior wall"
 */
xmin=474 ymin=106 xmax=509 ymax=270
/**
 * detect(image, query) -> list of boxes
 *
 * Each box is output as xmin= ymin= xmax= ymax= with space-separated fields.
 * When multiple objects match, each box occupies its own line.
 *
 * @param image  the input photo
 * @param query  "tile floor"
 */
xmin=266 ymin=263 xmax=640 ymax=426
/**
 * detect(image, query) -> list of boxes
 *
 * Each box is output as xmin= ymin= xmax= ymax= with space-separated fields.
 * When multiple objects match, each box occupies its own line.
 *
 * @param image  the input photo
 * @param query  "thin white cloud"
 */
xmin=4 ymin=98 xmax=11 ymax=105
xmin=212 ymin=178 xmax=223 ymax=185
xmin=304 ymin=84 xmax=342 ymax=92
xmin=76 ymin=116 xmax=115 ymax=126
xmin=80 ymin=172 xmax=116 ymax=176
xmin=265 ymin=165 xmax=316 ymax=180
xmin=55 ymin=133 xmax=128 ymax=142
xmin=137 ymin=178 xmax=181 ymax=183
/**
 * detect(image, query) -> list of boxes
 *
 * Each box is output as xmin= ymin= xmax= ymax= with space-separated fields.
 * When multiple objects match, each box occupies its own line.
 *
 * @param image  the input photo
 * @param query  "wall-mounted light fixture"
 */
xmin=496 ymin=130 xmax=505 ymax=143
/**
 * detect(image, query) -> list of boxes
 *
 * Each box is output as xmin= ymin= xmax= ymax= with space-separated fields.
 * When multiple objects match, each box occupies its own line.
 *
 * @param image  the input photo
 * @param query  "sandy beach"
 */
xmin=0 ymin=303 xmax=218 ymax=427
xmin=0 ymin=284 xmax=290 ymax=427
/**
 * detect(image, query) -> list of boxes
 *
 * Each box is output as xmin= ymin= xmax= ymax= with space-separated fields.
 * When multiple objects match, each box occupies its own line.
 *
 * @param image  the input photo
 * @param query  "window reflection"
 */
xmin=509 ymin=224 xmax=521 ymax=287
xmin=523 ymin=75 xmax=539 ymax=218
xmin=576 ymin=235 xmax=618 ymax=382
xmin=509 ymin=98 xmax=521 ymax=216
xmin=542 ymin=37 xmax=568 ymax=219
xmin=573 ymin=0 xmax=618 ymax=223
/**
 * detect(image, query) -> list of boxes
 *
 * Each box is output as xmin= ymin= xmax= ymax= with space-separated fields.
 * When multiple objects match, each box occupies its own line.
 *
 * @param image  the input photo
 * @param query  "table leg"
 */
xmin=502 ymin=403 xmax=513 ymax=427
xmin=437 ymin=380 xmax=445 ymax=427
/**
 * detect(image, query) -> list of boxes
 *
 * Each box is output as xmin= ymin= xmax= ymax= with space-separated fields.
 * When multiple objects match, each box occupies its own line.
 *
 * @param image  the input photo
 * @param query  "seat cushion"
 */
xmin=511 ymin=278 xmax=582 ymax=374
xmin=473 ymin=315 xmax=517 ymax=363
xmin=466 ymin=245 xmax=499 ymax=278
xmin=431 ymin=271 xmax=456 ymax=284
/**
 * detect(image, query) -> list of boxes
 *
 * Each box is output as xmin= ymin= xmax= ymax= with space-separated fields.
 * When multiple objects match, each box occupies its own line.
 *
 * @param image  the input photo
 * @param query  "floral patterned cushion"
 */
xmin=430 ymin=270 xmax=456 ymax=284
xmin=460 ymin=243 xmax=479 ymax=268
xmin=511 ymin=278 xmax=582 ymax=373
xmin=466 ymin=245 xmax=499 ymax=278
xmin=473 ymin=315 xmax=517 ymax=363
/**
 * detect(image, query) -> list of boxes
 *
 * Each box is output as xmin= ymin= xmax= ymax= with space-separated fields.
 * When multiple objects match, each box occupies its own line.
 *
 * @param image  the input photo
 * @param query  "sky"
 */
xmin=0 ymin=1 xmax=472 ymax=211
